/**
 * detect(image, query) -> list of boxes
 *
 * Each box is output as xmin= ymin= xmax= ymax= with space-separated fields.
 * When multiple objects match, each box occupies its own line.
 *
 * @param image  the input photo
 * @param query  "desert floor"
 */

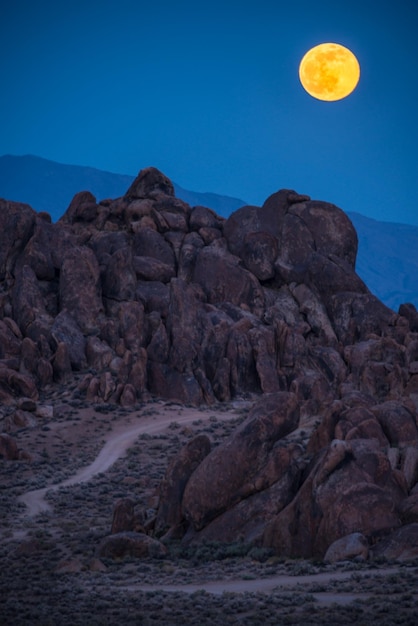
xmin=1 ymin=380 xmax=418 ymax=625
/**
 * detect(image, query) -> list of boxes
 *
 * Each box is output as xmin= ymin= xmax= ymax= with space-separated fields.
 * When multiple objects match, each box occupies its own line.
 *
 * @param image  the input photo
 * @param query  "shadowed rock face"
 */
xmin=181 ymin=392 xmax=300 ymax=531
xmin=1 ymin=165 xmax=418 ymax=560
xmin=1 ymin=165 xmax=409 ymax=407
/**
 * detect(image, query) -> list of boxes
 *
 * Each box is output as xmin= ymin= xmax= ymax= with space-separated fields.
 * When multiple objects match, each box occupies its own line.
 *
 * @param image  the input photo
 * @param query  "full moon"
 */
xmin=299 ymin=43 xmax=360 ymax=101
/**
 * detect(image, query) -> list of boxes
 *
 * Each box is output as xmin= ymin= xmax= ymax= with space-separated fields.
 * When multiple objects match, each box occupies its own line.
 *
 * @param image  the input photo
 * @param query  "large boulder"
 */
xmin=329 ymin=293 xmax=397 ymax=345
xmin=399 ymin=303 xmax=418 ymax=332
xmin=192 ymin=243 xmax=265 ymax=316
xmin=324 ymin=532 xmax=369 ymax=563
xmin=183 ymin=443 xmax=304 ymax=545
xmin=241 ymin=232 xmax=278 ymax=280
xmin=189 ymin=205 xmax=223 ymax=231
xmin=0 ymin=319 xmax=22 ymax=359
xmin=133 ymin=255 xmax=175 ymax=283
xmin=59 ymin=246 xmax=103 ymax=333
xmin=371 ymin=524 xmax=418 ymax=561
xmin=166 ymin=278 xmax=203 ymax=374
xmin=262 ymin=439 xmax=405 ymax=559
xmin=223 ymin=190 xmax=308 ymax=259
xmin=16 ymin=219 xmax=55 ymax=281
xmin=51 ymin=311 xmax=86 ymax=370
xmin=11 ymin=265 xmax=52 ymax=336
xmin=125 ymin=167 xmax=175 ymax=199
xmin=182 ymin=392 xmax=300 ymax=530
xmin=4 ymin=409 xmax=37 ymax=432
xmin=0 ymin=199 xmax=35 ymax=281
xmin=102 ymin=247 xmax=136 ymax=301
xmin=0 ymin=367 xmax=39 ymax=401
xmin=136 ymin=280 xmax=170 ymax=317
xmin=147 ymin=362 xmax=203 ymax=405
xmin=117 ymin=301 xmax=146 ymax=356
xmin=60 ymin=190 xmax=98 ymax=224
xmin=155 ymin=435 xmax=211 ymax=537
xmin=223 ymin=192 xmax=358 ymax=294
xmin=133 ymin=227 xmax=176 ymax=269
xmin=178 ymin=231 xmax=204 ymax=281
xmin=372 ymin=401 xmax=418 ymax=446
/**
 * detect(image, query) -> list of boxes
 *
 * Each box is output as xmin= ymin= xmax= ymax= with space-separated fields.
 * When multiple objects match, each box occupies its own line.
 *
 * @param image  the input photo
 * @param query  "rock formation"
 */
xmin=1 ymin=166 xmax=418 ymax=560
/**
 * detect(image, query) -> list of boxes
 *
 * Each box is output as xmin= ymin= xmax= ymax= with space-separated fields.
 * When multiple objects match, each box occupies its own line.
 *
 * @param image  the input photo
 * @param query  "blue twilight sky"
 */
xmin=1 ymin=0 xmax=418 ymax=225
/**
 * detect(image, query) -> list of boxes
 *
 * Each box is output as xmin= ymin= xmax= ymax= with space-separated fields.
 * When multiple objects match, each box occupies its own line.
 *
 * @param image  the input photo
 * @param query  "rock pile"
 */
xmin=1 ymin=166 xmax=418 ymax=559
xmin=2 ymin=166 xmax=417 ymax=410
xmin=155 ymin=391 xmax=418 ymax=560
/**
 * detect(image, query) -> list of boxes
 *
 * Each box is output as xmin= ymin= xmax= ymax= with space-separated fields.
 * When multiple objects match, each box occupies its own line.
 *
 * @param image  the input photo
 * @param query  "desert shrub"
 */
xmin=168 ymin=540 xmax=261 ymax=564
xmin=247 ymin=546 xmax=274 ymax=562
xmin=93 ymin=403 xmax=116 ymax=414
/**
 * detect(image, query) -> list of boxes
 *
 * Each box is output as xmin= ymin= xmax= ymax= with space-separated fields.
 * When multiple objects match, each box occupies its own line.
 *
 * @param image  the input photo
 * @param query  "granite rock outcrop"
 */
xmin=1 ymin=166 xmax=418 ymax=560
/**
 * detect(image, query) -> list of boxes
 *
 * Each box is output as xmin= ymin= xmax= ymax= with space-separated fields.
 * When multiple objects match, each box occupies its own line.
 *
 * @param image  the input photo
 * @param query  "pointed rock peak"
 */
xmin=60 ymin=191 xmax=97 ymax=224
xmin=125 ymin=167 xmax=175 ymax=200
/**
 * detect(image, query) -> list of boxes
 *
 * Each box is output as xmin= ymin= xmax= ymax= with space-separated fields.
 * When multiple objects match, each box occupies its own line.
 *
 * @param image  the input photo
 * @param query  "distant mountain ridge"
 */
xmin=0 ymin=154 xmax=245 ymax=220
xmin=348 ymin=212 xmax=418 ymax=311
xmin=0 ymin=154 xmax=417 ymax=311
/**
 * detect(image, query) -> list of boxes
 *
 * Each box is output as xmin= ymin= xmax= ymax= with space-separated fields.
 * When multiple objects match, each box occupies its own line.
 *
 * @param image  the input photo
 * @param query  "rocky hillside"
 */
xmin=2 ymin=154 xmax=417 ymax=310
xmin=1 ymin=166 xmax=418 ymax=561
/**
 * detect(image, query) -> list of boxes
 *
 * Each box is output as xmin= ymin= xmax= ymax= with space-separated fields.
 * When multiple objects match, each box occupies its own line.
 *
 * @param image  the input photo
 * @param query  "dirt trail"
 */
xmin=123 ymin=567 xmax=401 ymax=597
xmin=18 ymin=408 xmax=233 ymax=517
xmin=119 ymin=566 xmax=416 ymax=608
xmin=14 ymin=406 xmax=414 ymax=608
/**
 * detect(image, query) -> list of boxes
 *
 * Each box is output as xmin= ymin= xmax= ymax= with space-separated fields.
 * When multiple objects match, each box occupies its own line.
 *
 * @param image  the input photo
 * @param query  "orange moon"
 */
xmin=299 ymin=43 xmax=360 ymax=101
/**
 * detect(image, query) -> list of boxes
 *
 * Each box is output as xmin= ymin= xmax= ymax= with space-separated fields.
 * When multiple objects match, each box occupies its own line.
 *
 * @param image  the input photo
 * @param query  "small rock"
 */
xmin=55 ymin=559 xmax=84 ymax=574
xmin=98 ymin=532 xmax=168 ymax=559
xmin=35 ymin=405 xmax=54 ymax=419
xmin=89 ymin=558 xmax=107 ymax=572
xmin=111 ymin=498 xmax=135 ymax=534
xmin=18 ymin=449 xmax=33 ymax=462
xmin=120 ymin=384 xmax=137 ymax=407
xmin=324 ymin=532 xmax=369 ymax=563
xmin=0 ymin=433 xmax=19 ymax=460
xmin=387 ymin=447 xmax=400 ymax=471
xmin=4 ymin=409 xmax=37 ymax=432
xmin=15 ymin=539 xmax=44 ymax=556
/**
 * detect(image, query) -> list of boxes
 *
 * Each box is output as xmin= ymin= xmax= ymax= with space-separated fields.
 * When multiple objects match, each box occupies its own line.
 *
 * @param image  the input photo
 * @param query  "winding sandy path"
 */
xmin=120 ymin=567 xmax=406 ymax=606
xmin=18 ymin=408 xmax=231 ymax=517
xmin=124 ymin=567 xmax=401 ymax=595
xmin=15 ymin=406 xmax=414 ymax=608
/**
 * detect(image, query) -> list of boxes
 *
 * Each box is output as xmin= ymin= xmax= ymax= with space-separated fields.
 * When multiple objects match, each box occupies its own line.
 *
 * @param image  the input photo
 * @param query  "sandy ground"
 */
xmin=123 ymin=567 xmax=402 ymax=595
xmin=17 ymin=405 xmax=237 ymax=516
xmin=2 ymin=392 xmax=418 ymax=624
